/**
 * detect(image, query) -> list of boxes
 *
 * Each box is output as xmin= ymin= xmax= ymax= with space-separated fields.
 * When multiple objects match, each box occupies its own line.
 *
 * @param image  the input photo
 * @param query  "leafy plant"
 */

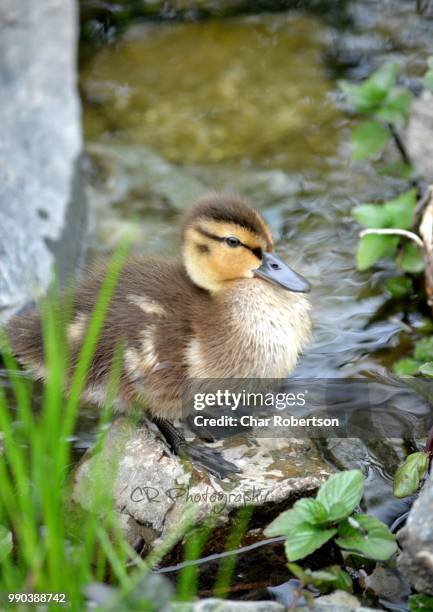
xmin=394 ymin=337 xmax=433 ymax=377
xmin=339 ymin=62 xmax=413 ymax=163
xmin=393 ymin=451 xmax=429 ymax=498
xmin=264 ymin=470 xmax=397 ymax=564
xmin=409 ymin=593 xmax=433 ymax=611
xmin=288 ymin=562 xmax=352 ymax=593
xmin=352 ymin=188 xmax=421 ymax=271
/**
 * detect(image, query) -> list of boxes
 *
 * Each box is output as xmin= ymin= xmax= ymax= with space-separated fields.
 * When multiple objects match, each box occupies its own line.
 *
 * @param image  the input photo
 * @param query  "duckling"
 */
xmin=5 ymin=194 xmax=311 ymax=479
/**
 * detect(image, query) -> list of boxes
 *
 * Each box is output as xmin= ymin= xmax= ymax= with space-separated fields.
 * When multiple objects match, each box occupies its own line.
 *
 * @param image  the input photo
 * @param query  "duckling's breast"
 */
xmin=187 ymin=279 xmax=311 ymax=379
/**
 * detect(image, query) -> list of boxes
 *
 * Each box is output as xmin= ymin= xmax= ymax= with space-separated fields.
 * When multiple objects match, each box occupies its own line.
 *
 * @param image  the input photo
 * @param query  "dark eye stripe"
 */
xmin=195 ymin=225 xmax=262 ymax=259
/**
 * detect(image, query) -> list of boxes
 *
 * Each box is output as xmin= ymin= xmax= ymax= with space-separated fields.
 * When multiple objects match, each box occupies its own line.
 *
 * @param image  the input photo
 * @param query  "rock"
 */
xmin=72 ymin=417 xmax=332 ymax=549
xmin=407 ymin=90 xmax=433 ymax=182
xmin=168 ymin=599 xmax=284 ymax=612
xmin=165 ymin=592 xmax=381 ymax=612
xmin=0 ymin=0 xmax=86 ymax=323
xmin=306 ymin=590 xmax=378 ymax=611
xmin=397 ymin=473 xmax=433 ymax=595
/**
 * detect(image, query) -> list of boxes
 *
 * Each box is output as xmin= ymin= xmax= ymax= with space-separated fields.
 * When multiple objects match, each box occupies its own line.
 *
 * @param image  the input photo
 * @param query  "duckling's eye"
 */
xmin=225 ymin=236 xmax=241 ymax=248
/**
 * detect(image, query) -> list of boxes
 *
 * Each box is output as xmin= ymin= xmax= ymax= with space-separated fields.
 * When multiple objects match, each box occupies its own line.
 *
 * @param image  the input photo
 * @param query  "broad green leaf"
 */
xmin=351 ymin=120 xmax=391 ymax=160
xmin=0 ymin=526 xmax=12 ymax=561
xmin=419 ymin=362 xmax=433 ymax=377
xmin=336 ymin=514 xmax=397 ymax=561
xmin=393 ymin=358 xmax=421 ymax=377
xmin=386 ymin=276 xmax=412 ymax=298
xmin=317 ymin=470 xmax=364 ymax=522
xmin=339 ymin=81 xmax=384 ymax=114
xmin=340 ymin=63 xmax=399 ymax=114
xmin=368 ymin=62 xmax=400 ymax=95
xmin=356 ymin=234 xmax=399 ymax=271
xmin=375 ymin=87 xmax=413 ymax=126
xmin=393 ymin=451 xmax=429 ymax=498
xmin=414 ymin=337 xmax=433 ymax=362
xmin=409 ymin=593 xmax=433 ymax=611
xmin=352 ymin=204 xmax=390 ymax=228
xmin=399 ymin=242 xmax=424 ymax=273
xmin=265 ymin=499 xmax=316 ymax=537
xmin=384 ymin=188 xmax=417 ymax=230
xmin=285 ymin=523 xmax=337 ymax=561
xmin=297 ymin=499 xmax=329 ymax=525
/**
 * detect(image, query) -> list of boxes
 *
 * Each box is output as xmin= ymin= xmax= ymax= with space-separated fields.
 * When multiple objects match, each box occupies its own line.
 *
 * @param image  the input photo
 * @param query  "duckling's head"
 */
xmin=182 ymin=194 xmax=310 ymax=294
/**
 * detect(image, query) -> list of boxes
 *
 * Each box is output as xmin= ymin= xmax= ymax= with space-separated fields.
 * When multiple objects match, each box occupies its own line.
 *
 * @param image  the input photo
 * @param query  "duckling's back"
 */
xmin=5 ymin=257 xmax=208 ymax=418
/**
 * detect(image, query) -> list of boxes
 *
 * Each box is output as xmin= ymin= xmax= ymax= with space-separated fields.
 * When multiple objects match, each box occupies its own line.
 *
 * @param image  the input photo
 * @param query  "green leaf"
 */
xmin=317 ymin=470 xmax=364 ymax=523
xmin=352 ymin=120 xmax=391 ymax=160
xmin=419 ymin=362 xmax=433 ymax=377
xmin=288 ymin=563 xmax=352 ymax=592
xmin=265 ymin=499 xmax=317 ymax=537
xmin=393 ymin=358 xmax=421 ymax=376
xmin=399 ymin=242 xmax=424 ymax=273
xmin=386 ymin=276 xmax=412 ymax=298
xmin=356 ymin=234 xmax=399 ymax=271
xmin=332 ymin=567 xmax=353 ymax=592
xmin=414 ymin=337 xmax=433 ymax=362
xmin=285 ymin=523 xmax=337 ymax=561
xmin=376 ymin=87 xmax=413 ymax=126
xmin=0 ymin=526 xmax=12 ymax=561
xmin=336 ymin=514 xmax=397 ymax=561
xmin=352 ymin=204 xmax=390 ymax=228
xmin=393 ymin=451 xmax=429 ymax=498
xmin=299 ymin=499 xmax=330 ymax=525
xmin=339 ymin=63 xmax=399 ymax=114
xmin=384 ymin=188 xmax=417 ymax=230
xmin=409 ymin=593 xmax=433 ymax=611
xmin=339 ymin=81 xmax=382 ymax=114
xmin=368 ymin=62 xmax=400 ymax=95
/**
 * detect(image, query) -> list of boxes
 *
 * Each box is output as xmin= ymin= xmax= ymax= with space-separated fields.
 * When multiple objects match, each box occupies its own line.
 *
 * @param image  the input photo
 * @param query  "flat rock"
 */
xmin=168 ymin=599 xmax=284 ymax=612
xmin=72 ymin=417 xmax=332 ymax=548
xmin=0 ymin=0 xmax=86 ymax=323
xmin=397 ymin=474 xmax=433 ymax=595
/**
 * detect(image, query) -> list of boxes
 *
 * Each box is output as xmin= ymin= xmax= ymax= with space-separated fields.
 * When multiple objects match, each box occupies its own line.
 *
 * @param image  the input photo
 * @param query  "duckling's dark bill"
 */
xmin=254 ymin=252 xmax=310 ymax=293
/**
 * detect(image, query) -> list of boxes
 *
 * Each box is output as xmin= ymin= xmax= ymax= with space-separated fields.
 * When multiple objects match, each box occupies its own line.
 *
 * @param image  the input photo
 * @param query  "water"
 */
xmin=80 ymin=1 xmax=432 ymax=379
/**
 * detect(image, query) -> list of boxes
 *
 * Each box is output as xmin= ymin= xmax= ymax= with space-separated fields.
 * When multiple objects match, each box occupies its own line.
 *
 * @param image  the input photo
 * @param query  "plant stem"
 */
xmin=387 ymin=122 xmax=412 ymax=167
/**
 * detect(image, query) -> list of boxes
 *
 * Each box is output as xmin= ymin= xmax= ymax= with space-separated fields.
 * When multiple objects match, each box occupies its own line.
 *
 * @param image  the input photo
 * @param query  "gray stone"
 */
xmin=73 ymin=417 xmax=333 ymax=548
xmin=407 ymin=90 xmax=433 ymax=183
xmin=0 ymin=0 xmax=86 ymax=323
xmin=305 ymin=590 xmax=379 ymax=611
xmin=397 ymin=474 xmax=433 ymax=595
xmin=167 ymin=599 xmax=284 ymax=612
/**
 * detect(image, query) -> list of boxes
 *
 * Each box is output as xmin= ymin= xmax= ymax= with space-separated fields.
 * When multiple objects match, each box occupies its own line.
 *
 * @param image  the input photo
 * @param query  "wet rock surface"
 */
xmin=166 ymin=592 xmax=381 ymax=611
xmin=73 ymin=417 xmax=333 ymax=547
xmin=397 ymin=474 xmax=433 ymax=595
xmin=0 ymin=0 xmax=86 ymax=323
xmin=407 ymin=90 xmax=433 ymax=183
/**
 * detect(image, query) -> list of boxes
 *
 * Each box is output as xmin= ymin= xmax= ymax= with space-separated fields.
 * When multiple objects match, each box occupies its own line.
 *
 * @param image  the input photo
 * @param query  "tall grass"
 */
xmin=0 ymin=242 xmax=253 ymax=610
